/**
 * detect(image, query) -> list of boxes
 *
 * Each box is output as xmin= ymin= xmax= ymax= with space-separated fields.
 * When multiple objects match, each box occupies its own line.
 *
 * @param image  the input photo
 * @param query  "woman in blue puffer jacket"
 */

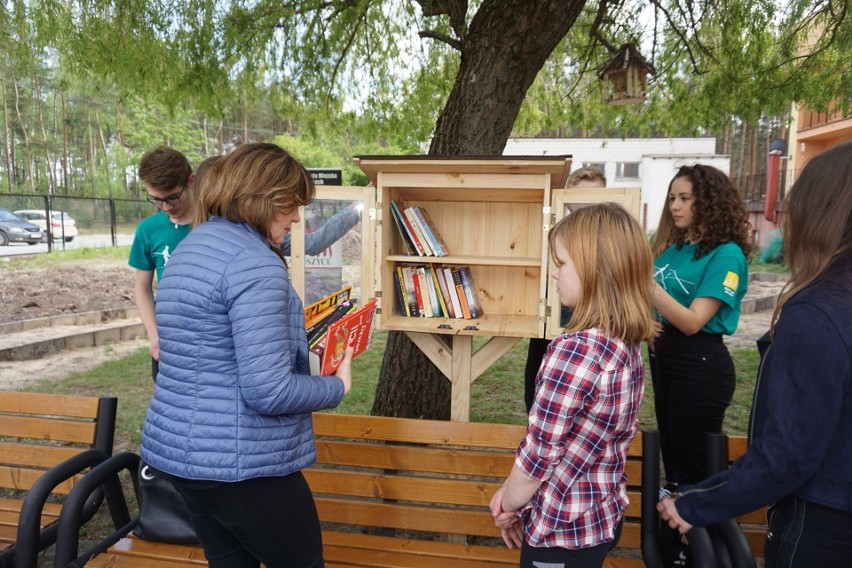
xmin=141 ymin=142 xmax=353 ymax=568
xmin=657 ymin=141 xmax=852 ymax=567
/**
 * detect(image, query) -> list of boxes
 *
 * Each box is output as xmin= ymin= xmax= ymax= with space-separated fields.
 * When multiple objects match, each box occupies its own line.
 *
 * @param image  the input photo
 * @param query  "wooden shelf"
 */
xmin=380 ymin=313 xmax=541 ymax=338
xmin=386 ymin=254 xmax=540 ymax=267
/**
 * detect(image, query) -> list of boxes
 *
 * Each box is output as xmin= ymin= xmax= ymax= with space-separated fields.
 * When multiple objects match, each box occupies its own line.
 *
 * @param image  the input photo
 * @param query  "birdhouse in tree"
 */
xmin=599 ymin=44 xmax=656 ymax=105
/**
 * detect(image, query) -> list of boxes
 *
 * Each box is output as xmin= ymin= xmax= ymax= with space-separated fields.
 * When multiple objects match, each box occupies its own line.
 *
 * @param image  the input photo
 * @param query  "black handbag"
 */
xmin=132 ymin=461 xmax=199 ymax=544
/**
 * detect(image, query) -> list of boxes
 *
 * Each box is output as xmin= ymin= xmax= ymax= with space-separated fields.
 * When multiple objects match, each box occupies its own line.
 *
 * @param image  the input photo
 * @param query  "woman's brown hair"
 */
xmin=666 ymin=164 xmax=753 ymax=259
xmin=194 ymin=143 xmax=315 ymax=240
xmin=549 ymin=203 xmax=660 ymax=344
xmin=771 ymin=141 xmax=852 ymax=333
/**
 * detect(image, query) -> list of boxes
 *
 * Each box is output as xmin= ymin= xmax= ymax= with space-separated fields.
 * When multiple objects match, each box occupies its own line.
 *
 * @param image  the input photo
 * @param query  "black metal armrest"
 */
xmin=13 ymin=448 xmax=110 ymax=568
xmin=53 ymin=452 xmax=141 ymax=568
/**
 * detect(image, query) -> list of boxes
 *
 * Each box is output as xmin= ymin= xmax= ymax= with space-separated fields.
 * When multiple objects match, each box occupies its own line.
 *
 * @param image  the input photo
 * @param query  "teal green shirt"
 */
xmin=128 ymin=211 xmax=191 ymax=282
xmin=654 ymin=241 xmax=748 ymax=335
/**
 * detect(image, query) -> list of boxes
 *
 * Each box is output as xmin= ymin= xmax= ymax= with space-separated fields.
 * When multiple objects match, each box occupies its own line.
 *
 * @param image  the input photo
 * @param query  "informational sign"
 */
xmin=308 ymin=168 xmax=342 ymax=186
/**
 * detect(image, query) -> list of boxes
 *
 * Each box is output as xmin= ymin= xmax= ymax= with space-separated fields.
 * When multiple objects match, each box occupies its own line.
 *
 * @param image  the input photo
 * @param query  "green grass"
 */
xmin=25 ymin=330 xmax=761 ymax=455
xmin=0 ymin=246 xmax=131 ymax=270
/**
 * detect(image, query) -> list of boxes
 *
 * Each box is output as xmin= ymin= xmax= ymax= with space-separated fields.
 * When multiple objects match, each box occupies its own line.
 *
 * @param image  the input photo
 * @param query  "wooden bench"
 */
xmin=54 ymin=414 xmax=663 ymax=568
xmin=0 ymin=391 xmax=116 ymax=568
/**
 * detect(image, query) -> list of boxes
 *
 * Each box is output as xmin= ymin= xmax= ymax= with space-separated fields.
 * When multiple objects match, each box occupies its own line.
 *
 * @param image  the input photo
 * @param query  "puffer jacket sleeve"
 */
xmin=222 ymin=248 xmax=344 ymax=415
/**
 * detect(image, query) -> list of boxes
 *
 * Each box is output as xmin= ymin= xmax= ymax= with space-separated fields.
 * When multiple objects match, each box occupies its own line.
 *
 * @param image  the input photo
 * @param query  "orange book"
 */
xmin=451 ymin=268 xmax=472 ymax=319
xmin=304 ymin=285 xmax=353 ymax=328
xmin=309 ymin=300 xmax=377 ymax=375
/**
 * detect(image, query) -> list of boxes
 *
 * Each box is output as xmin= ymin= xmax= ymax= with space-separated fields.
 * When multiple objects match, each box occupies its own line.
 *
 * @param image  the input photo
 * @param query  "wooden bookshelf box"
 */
xmin=356 ymin=156 xmax=572 ymax=339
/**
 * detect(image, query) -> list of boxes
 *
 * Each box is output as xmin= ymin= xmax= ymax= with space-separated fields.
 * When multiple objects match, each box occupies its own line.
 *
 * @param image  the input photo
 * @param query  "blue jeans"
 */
xmin=766 ymin=494 xmax=852 ymax=567
xmin=172 ymin=471 xmax=323 ymax=568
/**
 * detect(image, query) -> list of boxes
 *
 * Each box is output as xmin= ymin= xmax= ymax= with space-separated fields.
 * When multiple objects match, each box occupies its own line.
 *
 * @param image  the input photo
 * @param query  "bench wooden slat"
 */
xmin=0 ymin=441 xmax=82 ymax=469
xmin=0 ymin=415 xmax=97 ymax=445
xmin=88 ymin=555 xmax=205 ymax=568
xmin=313 ymin=413 xmax=525 ymax=449
xmin=324 ymin=531 xmax=518 ymax=567
xmin=0 ymin=391 xmax=101 ymax=418
xmin=0 ymin=496 xmax=63 ymax=515
xmin=105 ymin=536 xmax=208 ymax=564
xmin=315 ymin=439 xmax=515 ymax=476
xmin=0 ymin=464 xmax=80 ymax=493
xmin=0 ymin=525 xmax=16 ymax=545
xmin=306 ymin=469 xmax=502 ymax=507
xmin=316 ymin=497 xmax=500 ymax=538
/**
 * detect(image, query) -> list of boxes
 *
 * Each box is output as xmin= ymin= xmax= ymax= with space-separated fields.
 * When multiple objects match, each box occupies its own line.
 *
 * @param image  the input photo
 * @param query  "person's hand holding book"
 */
xmin=333 ymin=345 xmax=355 ymax=395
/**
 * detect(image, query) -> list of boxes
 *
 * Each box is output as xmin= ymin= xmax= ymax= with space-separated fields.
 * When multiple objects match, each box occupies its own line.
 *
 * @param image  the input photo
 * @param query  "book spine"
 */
xmin=393 ymin=267 xmax=408 ymax=317
xmin=404 ymin=207 xmax=435 ymax=256
xmin=451 ymin=267 xmax=472 ymax=319
xmin=444 ymin=267 xmax=464 ymax=319
xmin=459 ymin=266 xmax=483 ymax=318
xmin=423 ymin=266 xmax=443 ymax=317
xmin=388 ymin=199 xmax=416 ymax=255
xmin=412 ymin=207 xmax=443 ymax=257
xmin=397 ymin=202 xmax=427 ymax=255
xmin=416 ymin=267 xmax=433 ymax=317
xmin=401 ymin=266 xmax=420 ymax=317
xmin=431 ymin=266 xmax=451 ymax=318
xmin=308 ymin=301 xmax=354 ymax=348
xmin=418 ymin=207 xmax=451 ymax=256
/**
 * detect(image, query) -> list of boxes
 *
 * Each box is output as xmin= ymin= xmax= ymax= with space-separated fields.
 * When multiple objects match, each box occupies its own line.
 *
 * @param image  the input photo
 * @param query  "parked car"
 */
xmin=14 ymin=209 xmax=78 ymax=242
xmin=0 ymin=209 xmax=43 ymax=245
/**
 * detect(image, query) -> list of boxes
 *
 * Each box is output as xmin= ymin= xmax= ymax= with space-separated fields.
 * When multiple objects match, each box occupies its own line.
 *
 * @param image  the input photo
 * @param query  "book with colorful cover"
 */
xmin=393 ymin=200 xmax=427 ymax=256
xmin=307 ymin=300 xmax=357 ymax=348
xmin=459 ymin=266 xmax=484 ymax=318
xmin=451 ymin=267 xmax=472 ymax=319
xmin=400 ymin=266 xmax=420 ymax=317
xmin=304 ymin=285 xmax=353 ymax=329
xmin=416 ymin=207 xmax=451 ymax=256
xmin=389 ymin=200 xmax=417 ymax=255
xmin=443 ymin=267 xmax=464 ymax=319
xmin=411 ymin=207 xmax=444 ymax=257
xmin=309 ymin=299 xmax=377 ymax=375
xmin=404 ymin=207 xmax=436 ymax=256
xmin=430 ymin=266 xmax=451 ymax=318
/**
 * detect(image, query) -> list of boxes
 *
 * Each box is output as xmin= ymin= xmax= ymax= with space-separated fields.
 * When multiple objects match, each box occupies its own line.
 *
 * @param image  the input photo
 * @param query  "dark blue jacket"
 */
xmin=675 ymin=253 xmax=852 ymax=526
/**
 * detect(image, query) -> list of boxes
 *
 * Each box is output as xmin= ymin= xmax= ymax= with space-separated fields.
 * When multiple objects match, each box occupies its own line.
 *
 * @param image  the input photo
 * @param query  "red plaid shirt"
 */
xmin=517 ymin=328 xmax=644 ymax=549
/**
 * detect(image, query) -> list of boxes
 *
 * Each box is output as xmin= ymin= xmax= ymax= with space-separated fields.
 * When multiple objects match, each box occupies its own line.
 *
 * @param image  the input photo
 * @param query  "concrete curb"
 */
xmin=0 ymin=307 xmax=139 ymax=336
xmin=0 ymin=320 xmax=146 ymax=362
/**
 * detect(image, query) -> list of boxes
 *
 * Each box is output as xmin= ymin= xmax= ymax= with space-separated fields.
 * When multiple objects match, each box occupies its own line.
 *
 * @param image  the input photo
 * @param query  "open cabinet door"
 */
xmin=546 ymin=187 xmax=642 ymax=339
xmin=289 ymin=185 xmax=376 ymax=310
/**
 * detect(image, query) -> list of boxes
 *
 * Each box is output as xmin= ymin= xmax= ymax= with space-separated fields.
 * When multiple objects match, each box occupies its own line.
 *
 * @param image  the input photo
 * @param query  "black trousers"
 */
xmin=766 ymin=495 xmax=852 ymax=567
xmin=172 ymin=471 xmax=323 ymax=568
xmin=524 ymin=338 xmax=551 ymax=413
xmin=651 ymin=326 xmax=736 ymax=485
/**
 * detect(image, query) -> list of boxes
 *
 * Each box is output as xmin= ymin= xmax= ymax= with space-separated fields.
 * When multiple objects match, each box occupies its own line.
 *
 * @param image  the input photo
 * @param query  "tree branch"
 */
xmin=588 ymin=0 xmax=619 ymax=53
xmin=647 ymin=0 xmax=706 ymax=75
xmin=418 ymin=29 xmax=463 ymax=51
xmin=416 ymin=0 xmax=468 ymax=39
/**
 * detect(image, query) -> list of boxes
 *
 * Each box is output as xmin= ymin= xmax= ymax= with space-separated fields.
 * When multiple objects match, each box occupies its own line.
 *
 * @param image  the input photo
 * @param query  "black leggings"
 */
xmin=172 ymin=471 xmax=323 ymax=568
xmin=651 ymin=327 xmax=736 ymax=485
xmin=524 ymin=338 xmax=551 ymax=413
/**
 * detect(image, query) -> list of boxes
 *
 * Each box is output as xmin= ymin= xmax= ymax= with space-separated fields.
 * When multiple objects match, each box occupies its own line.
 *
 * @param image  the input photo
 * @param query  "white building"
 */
xmin=503 ymin=137 xmax=729 ymax=233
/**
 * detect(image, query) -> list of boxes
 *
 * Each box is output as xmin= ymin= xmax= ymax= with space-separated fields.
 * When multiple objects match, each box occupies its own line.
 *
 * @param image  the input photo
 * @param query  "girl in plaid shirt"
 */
xmin=491 ymin=203 xmax=659 ymax=568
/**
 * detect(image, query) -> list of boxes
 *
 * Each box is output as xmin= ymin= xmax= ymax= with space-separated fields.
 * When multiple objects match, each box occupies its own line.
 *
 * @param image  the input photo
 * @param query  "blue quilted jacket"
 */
xmin=140 ymin=217 xmax=345 ymax=482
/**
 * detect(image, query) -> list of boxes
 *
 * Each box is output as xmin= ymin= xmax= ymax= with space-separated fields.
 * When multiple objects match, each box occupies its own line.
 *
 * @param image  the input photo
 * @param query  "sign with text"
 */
xmin=308 ymin=168 xmax=342 ymax=186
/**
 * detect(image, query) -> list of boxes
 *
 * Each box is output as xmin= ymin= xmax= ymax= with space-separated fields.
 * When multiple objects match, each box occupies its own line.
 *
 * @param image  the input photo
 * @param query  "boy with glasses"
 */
xmin=129 ymin=146 xmax=195 ymax=381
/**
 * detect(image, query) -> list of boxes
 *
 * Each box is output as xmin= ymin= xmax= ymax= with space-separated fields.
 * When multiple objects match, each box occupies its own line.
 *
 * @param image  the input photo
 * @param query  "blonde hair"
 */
xmin=549 ymin=203 xmax=660 ymax=343
xmin=567 ymin=166 xmax=606 ymax=188
xmin=194 ymin=143 xmax=315 ymax=240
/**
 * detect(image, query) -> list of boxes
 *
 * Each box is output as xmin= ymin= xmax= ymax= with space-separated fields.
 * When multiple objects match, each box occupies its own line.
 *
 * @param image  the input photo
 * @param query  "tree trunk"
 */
xmin=33 ymin=67 xmax=56 ymax=194
xmin=12 ymin=71 xmax=36 ymax=193
xmin=372 ymin=0 xmax=586 ymax=420
xmin=61 ymin=92 xmax=69 ymax=195
xmin=1 ymin=64 xmax=14 ymax=193
xmin=430 ymin=0 xmax=585 ymax=155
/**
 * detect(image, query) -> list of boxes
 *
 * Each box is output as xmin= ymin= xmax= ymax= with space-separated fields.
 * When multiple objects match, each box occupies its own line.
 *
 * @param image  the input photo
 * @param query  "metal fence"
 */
xmin=0 ymin=193 xmax=150 ymax=250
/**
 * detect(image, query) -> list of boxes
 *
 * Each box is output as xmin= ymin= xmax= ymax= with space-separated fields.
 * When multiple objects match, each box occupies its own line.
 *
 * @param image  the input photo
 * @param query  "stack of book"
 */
xmin=304 ymin=285 xmax=377 ymax=375
xmin=389 ymin=200 xmax=450 ymax=257
xmin=392 ymin=265 xmax=483 ymax=319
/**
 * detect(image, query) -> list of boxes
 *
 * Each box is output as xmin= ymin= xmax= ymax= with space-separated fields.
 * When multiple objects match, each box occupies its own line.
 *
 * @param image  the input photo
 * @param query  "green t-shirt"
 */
xmin=654 ymin=241 xmax=748 ymax=335
xmin=128 ymin=211 xmax=191 ymax=282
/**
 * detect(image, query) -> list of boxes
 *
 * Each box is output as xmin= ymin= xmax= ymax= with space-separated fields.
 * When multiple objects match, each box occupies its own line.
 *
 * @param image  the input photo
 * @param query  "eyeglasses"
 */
xmin=147 ymin=186 xmax=185 ymax=206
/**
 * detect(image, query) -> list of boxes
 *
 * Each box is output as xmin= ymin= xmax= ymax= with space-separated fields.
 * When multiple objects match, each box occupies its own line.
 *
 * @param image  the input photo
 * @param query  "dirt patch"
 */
xmin=0 ymin=259 xmax=135 ymax=322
